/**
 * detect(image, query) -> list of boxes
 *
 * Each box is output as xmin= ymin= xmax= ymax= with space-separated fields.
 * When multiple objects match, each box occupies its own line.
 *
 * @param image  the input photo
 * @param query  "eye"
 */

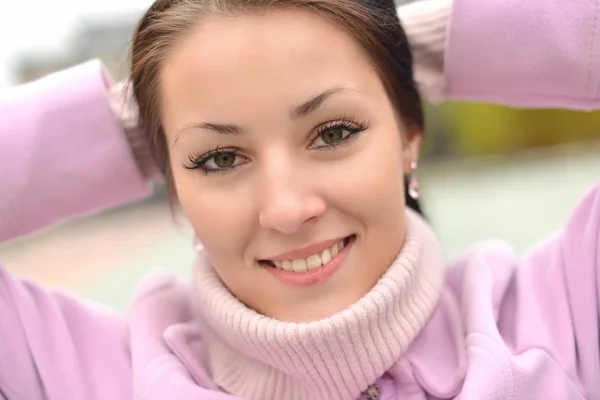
xmin=310 ymin=118 xmax=369 ymax=150
xmin=314 ymin=127 xmax=347 ymax=146
xmin=206 ymin=151 xmax=239 ymax=169
xmin=183 ymin=148 xmax=248 ymax=174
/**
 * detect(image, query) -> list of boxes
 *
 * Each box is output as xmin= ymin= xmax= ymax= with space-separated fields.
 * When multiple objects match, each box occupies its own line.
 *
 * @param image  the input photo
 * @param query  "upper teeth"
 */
xmin=272 ymin=240 xmax=345 ymax=273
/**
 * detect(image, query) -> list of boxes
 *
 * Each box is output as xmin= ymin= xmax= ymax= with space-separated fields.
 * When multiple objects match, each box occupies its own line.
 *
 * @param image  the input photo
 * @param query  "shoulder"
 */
xmin=0 ymin=265 xmax=132 ymax=399
xmin=132 ymin=268 xmax=191 ymax=306
xmin=444 ymin=239 xmax=519 ymax=305
xmin=415 ymin=185 xmax=600 ymax=399
xmin=129 ymin=268 xmax=194 ymax=339
xmin=405 ymin=236 xmax=593 ymax=398
xmin=0 ymin=266 xmax=194 ymax=399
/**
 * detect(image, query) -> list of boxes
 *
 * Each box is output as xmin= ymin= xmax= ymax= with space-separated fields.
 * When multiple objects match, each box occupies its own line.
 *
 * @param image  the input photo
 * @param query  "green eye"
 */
xmin=320 ymin=128 xmax=345 ymax=144
xmin=310 ymin=118 xmax=369 ymax=150
xmin=213 ymin=152 xmax=236 ymax=168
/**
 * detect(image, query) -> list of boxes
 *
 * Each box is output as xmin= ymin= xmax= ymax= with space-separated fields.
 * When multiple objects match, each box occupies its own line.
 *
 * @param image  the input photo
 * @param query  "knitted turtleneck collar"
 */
xmin=191 ymin=210 xmax=446 ymax=400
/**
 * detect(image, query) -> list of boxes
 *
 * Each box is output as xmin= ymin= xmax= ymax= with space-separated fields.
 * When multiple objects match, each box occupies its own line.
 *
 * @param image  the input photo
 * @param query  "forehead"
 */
xmin=160 ymin=9 xmax=385 ymax=129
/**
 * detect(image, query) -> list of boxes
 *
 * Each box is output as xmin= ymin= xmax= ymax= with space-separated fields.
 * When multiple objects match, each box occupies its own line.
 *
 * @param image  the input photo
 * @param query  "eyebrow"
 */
xmin=175 ymin=122 xmax=242 ymax=144
xmin=290 ymin=87 xmax=358 ymax=120
xmin=174 ymin=86 xmax=361 ymax=143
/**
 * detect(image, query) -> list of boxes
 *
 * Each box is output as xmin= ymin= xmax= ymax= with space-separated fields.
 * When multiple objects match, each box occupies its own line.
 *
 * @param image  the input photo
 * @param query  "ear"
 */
xmin=402 ymin=125 xmax=422 ymax=173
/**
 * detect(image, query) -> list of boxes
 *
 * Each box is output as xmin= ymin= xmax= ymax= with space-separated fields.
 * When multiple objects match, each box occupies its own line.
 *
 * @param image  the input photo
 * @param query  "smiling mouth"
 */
xmin=259 ymin=234 xmax=356 ymax=273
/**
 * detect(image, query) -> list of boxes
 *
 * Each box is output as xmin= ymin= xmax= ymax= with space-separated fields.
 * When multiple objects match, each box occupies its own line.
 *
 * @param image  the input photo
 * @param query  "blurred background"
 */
xmin=1 ymin=0 xmax=599 ymax=311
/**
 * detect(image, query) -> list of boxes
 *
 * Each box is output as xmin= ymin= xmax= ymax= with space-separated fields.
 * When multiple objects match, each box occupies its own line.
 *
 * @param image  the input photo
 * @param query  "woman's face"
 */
xmin=160 ymin=9 xmax=421 ymax=322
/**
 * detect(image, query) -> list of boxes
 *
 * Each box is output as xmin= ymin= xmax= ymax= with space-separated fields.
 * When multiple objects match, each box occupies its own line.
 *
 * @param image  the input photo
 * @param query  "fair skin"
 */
xmin=160 ymin=9 xmax=421 ymax=322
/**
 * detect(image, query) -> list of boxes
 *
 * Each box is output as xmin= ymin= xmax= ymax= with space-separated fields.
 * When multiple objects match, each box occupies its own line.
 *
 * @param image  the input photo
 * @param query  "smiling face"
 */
xmin=160 ymin=8 xmax=421 ymax=322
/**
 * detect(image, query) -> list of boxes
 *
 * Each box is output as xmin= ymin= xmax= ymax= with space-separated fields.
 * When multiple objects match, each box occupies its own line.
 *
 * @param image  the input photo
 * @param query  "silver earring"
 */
xmin=408 ymin=161 xmax=420 ymax=200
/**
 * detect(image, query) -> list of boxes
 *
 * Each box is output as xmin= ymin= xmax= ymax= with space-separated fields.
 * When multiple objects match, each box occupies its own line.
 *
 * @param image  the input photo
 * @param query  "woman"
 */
xmin=0 ymin=0 xmax=598 ymax=399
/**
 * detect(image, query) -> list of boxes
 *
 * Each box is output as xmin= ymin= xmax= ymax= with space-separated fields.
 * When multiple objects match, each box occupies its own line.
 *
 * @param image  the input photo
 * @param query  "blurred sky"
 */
xmin=0 ymin=0 xmax=413 ymax=89
xmin=0 ymin=0 xmax=153 ymax=89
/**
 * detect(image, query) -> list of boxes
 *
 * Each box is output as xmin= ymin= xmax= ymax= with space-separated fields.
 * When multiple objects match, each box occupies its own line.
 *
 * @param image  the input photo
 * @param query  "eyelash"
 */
xmin=183 ymin=146 xmax=241 ymax=175
xmin=310 ymin=117 xmax=370 ymax=151
xmin=183 ymin=117 xmax=370 ymax=175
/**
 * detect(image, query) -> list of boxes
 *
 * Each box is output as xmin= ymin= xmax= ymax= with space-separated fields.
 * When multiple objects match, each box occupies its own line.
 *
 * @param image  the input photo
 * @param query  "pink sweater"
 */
xmin=1 ymin=0 xmax=600 ymax=399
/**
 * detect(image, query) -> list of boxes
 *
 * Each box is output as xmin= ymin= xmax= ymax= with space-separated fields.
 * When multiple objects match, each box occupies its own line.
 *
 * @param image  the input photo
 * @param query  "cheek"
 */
xmin=171 ymin=168 xmax=254 ymax=263
xmin=328 ymin=127 xmax=406 ymax=222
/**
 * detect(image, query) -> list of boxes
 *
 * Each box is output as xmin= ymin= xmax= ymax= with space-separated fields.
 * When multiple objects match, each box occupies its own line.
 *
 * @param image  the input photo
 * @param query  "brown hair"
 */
xmin=130 ymin=0 xmax=425 ymax=213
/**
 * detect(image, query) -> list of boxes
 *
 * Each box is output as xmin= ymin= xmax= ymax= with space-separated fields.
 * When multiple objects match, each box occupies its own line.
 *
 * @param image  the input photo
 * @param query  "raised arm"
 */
xmin=446 ymin=0 xmax=599 ymax=110
xmin=0 ymin=60 xmax=156 ymax=243
xmin=399 ymin=1 xmax=600 ymax=396
xmin=399 ymin=0 xmax=600 ymax=110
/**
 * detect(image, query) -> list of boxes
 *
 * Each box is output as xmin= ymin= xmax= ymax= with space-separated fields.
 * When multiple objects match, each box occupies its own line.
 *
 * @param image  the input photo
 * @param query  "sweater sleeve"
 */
xmin=0 ymin=60 xmax=151 ymax=243
xmin=397 ymin=0 xmax=450 ymax=104
xmin=445 ymin=0 xmax=600 ymax=110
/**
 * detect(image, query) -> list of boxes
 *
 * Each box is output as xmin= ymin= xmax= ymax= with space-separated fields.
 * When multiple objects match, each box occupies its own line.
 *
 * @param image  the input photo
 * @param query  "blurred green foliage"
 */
xmin=423 ymin=103 xmax=600 ymax=158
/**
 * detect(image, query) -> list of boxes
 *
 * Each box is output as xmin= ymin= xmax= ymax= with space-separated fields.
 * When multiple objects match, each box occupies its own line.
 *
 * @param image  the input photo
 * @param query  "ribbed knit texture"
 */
xmin=108 ymin=80 xmax=161 ymax=180
xmin=397 ymin=0 xmax=450 ymax=103
xmin=191 ymin=210 xmax=446 ymax=400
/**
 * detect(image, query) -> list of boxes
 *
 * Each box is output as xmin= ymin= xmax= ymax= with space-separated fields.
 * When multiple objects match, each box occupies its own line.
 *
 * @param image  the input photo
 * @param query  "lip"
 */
xmin=263 ymin=236 xmax=347 ymax=261
xmin=265 ymin=237 xmax=354 ymax=286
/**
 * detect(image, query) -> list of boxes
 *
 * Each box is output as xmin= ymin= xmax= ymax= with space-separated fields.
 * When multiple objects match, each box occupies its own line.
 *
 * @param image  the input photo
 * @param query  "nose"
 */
xmin=258 ymin=167 xmax=326 ymax=234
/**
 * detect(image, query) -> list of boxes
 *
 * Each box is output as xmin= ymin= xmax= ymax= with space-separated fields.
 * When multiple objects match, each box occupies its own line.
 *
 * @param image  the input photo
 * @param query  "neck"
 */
xmin=192 ymin=210 xmax=445 ymax=400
